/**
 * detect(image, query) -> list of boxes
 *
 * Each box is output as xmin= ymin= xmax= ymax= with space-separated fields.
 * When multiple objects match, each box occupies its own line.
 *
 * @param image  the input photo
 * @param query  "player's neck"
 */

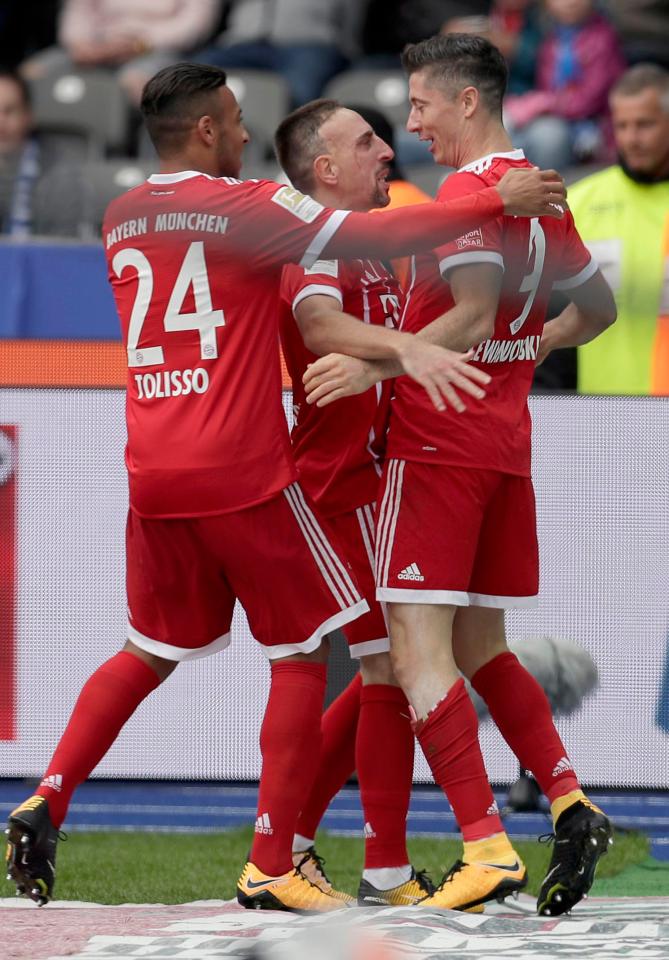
xmin=452 ymin=123 xmax=514 ymax=171
xmin=311 ymin=185 xmax=366 ymax=212
xmin=157 ymin=151 xmax=226 ymax=178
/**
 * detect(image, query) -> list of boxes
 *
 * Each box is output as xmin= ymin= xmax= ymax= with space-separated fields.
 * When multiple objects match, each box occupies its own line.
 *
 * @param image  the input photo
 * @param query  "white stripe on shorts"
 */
xmin=284 ymin=483 xmax=359 ymax=608
xmin=374 ymin=460 xmax=398 ymax=585
xmin=468 ymin=592 xmax=539 ymax=609
xmin=128 ymin=622 xmax=231 ymax=661
xmin=355 ymin=502 xmax=376 ymax=573
xmin=291 ymin=482 xmax=360 ymax=603
xmin=376 ymin=460 xmax=406 ymax=587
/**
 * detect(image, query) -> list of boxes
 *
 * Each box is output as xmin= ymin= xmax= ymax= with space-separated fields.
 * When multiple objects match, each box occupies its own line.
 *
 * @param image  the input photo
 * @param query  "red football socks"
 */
xmin=471 ymin=652 xmax=580 ymax=803
xmin=36 ymin=651 xmax=161 ymax=828
xmin=414 ymin=678 xmax=503 ymax=841
xmin=251 ymin=661 xmax=327 ymax=876
xmin=295 ymin=672 xmax=361 ymax=842
xmin=357 ymin=684 xmax=414 ymax=868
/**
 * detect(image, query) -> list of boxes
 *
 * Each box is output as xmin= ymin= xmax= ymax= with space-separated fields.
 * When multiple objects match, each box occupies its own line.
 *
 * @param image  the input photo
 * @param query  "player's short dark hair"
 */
xmin=140 ymin=62 xmax=228 ymax=155
xmin=401 ymin=34 xmax=508 ymax=117
xmin=0 ymin=70 xmax=31 ymax=108
xmin=274 ymin=98 xmax=341 ymax=194
xmin=610 ymin=63 xmax=669 ymax=112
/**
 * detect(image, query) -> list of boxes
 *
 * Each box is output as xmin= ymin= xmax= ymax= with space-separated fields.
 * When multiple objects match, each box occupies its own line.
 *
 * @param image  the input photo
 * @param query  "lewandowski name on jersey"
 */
xmin=387 ymin=151 xmax=597 ymax=478
xmin=102 ymin=173 xmax=351 ymax=519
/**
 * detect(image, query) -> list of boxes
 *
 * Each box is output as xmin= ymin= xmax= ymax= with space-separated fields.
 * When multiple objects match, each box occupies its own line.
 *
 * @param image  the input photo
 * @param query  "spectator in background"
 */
xmin=0 ymin=70 xmax=53 ymax=237
xmin=505 ymin=0 xmax=625 ymax=170
xmin=560 ymin=64 xmax=669 ymax=395
xmin=20 ymin=0 xmax=223 ymax=105
xmin=360 ymin=1 xmax=491 ymax=69
xmin=444 ymin=1 xmax=543 ymax=95
xmin=605 ymin=0 xmax=669 ymax=71
xmin=0 ymin=0 xmax=58 ymax=69
xmin=195 ymin=0 xmax=362 ymax=107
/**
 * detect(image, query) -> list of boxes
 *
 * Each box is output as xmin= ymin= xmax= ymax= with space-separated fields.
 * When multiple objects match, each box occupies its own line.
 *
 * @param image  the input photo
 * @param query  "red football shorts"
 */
xmin=375 ymin=460 xmax=539 ymax=607
xmin=327 ymin=502 xmax=389 ymax=657
xmin=126 ymin=482 xmax=368 ymax=661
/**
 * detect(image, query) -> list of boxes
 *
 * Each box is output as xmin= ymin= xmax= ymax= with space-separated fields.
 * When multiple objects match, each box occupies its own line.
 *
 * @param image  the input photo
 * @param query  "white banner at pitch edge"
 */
xmin=0 ymin=391 xmax=667 ymax=788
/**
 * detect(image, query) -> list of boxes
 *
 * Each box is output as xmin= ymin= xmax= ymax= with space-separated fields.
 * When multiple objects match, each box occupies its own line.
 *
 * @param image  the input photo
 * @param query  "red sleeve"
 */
xmin=237 ymin=180 xmax=353 ymax=271
xmin=432 ymin=172 xmax=504 ymax=277
xmin=552 ymin=211 xmax=598 ymax=290
xmin=322 ymin=186 xmax=505 ymax=260
xmin=281 ymin=260 xmax=344 ymax=315
xmin=233 ymin=178 xmax=505 ymax=267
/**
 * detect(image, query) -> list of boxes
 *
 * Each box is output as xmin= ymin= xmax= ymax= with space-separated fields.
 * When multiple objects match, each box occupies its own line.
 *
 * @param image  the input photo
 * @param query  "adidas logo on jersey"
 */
xmin=552 ymin=756 xmax=574 ymax=777
xmin=40 ymin=773 xmax=63 ymax=792
xmin=363 ymin=822 xmax=376 ymax=839
xmin=397 ymin=563 xmax=425 ymax=582
xmin=255 ymin=813 xmax=273 ymax=835
xmin=487 ymin=800 xmax=500 ymax=816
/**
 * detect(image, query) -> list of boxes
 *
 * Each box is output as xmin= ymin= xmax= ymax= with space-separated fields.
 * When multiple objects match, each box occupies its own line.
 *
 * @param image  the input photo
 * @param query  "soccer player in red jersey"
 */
xmin=4 ymin=61 xmax=568 ymax=913
xmin=275 ymin=100 xmax=491 ymax=906
xmin=304 ymin=34 xmax=617 ymax=916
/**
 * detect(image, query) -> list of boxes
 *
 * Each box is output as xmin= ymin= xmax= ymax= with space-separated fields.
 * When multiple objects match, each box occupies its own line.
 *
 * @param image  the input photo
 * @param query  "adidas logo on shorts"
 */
xmin=40 ymin=773 xmax=63 ymax=792
xmin=363 ymin=821 xmax=376 ymax=839
xmin=552 ymin=756 xmax=574 ymax=777
xmin=255 ymin=813 xmax=273 ymax=835
xmin=487 ymin=800 xmax=500 ymax=816
xmin=397 ymin=563 xmax=425 ymax=582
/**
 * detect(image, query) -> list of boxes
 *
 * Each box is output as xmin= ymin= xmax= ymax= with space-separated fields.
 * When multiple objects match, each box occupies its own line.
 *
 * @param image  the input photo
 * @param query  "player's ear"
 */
xmin=197 ymin=114 xmax=215 ymax=146
xmin=461 ymin=85 xmax=479 ymax=119
xmin=313 ymin=153 xmax=337 ymax=188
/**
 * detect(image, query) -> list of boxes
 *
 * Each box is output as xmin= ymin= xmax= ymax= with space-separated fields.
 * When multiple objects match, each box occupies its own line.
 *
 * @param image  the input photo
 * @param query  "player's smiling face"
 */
xmin=318 ymin=108 xmax=393 ymax=211
xmin=407 ymin=70 xmax=463 ymax=168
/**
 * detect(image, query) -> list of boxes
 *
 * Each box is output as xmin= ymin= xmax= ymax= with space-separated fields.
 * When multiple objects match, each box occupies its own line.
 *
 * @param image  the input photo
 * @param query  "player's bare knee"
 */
xmin=122 ymin=640 xmax=178 ymax=682
xmin=359 ymin=651 xmax=399 ymax=686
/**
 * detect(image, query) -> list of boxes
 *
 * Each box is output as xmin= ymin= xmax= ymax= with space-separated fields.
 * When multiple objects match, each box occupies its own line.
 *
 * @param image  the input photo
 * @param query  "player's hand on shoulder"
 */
xmin=398 ymin=340 xmax=491 ymax=413
xmin=303 ymin=354 xmax=377 ymax=407
xmin=496 ymin=167 xmax=566 ymax=219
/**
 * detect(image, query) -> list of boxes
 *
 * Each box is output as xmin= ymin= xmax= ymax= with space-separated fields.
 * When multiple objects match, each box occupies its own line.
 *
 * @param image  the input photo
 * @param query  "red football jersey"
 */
xmin=103 ymin=173 xmax=353 ymax=517
xmin=280 ymin=258 xmax=402 ymax=517
xmin=387 ymin=151 xmax=596 ymax=476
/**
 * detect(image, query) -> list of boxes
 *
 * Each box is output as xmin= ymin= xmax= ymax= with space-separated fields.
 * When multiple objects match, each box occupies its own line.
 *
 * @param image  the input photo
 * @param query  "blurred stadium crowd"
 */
xmin=0 ymin=0 xmax=668 ymax=392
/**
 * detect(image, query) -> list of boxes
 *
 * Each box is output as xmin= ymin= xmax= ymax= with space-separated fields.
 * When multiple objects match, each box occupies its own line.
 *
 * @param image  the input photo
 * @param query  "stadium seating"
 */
xmin=28 ymin=68 xmax=131 ymax=159
xmin=32 ymin=160 xmax=153 ymax=239
xmin=225 ymin=69 xmax=291 ymax=162
xmin=323 ymin=69 xmax=410 ymax=126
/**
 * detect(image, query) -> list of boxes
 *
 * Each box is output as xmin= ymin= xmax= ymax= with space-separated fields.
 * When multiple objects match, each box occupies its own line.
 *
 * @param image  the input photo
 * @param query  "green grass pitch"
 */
xmin=1 ymin=827 xmax=657 ymax=905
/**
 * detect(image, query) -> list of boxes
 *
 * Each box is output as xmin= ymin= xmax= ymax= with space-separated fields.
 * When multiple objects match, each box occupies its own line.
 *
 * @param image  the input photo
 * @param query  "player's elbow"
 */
xmin=601 ymin=296 xmax=617 ymax=330
xmin=587 ymin=296 xmax=617 ymax=335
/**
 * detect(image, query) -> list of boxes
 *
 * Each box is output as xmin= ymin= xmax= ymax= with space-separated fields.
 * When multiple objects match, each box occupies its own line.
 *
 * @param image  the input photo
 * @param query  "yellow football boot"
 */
xmin=237 ymin=860 xmax=350 ymax=913
xmin=292 ymin=847 xmax=355 ymax=904
xmin=418 ymin=857 xmax=527 ymax=912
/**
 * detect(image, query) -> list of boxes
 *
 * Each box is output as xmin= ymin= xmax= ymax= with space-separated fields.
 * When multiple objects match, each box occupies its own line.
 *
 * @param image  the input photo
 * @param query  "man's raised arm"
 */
xmin=322 ymin=168 xmax=565 ymax=261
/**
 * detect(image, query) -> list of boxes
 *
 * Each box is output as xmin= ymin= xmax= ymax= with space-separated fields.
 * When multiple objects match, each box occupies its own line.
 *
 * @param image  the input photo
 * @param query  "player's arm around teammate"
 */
xmin=302 ymin=261 xmax=503 ymax=411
